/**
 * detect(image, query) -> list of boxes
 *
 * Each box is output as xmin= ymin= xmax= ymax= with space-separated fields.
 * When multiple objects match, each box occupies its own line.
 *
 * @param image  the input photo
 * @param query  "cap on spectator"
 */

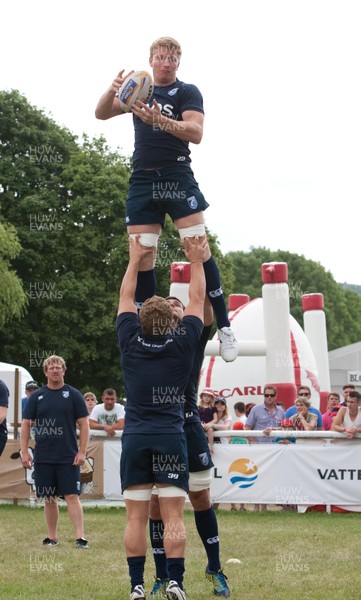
xmin=200 ymin=389 xmax=216 ymax=399
xmin=214 ymin=398 xmax=227 ymax=405
xmin=233 ymin=421 xmax=244 ymax=430
xmin=25 ymin=380 xmax=39 ymax=391
xmin=281 ymin=418 xmax=294 ymax=427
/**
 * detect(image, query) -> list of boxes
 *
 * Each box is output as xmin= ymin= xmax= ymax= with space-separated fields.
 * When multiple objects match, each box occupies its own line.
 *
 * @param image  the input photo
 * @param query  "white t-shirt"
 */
xmin=89 ymin=403 xmax=125 ymax=425
xmin=238 ymin=415 xmax=247 ymax=425
xmin=217 ymin=417 xmax=232 ymax=444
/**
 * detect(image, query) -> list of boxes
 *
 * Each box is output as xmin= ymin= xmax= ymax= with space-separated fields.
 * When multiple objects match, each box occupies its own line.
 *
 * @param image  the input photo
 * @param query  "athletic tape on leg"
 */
xmin=123 ymin=488 xmax=153 ymax=501
xmin=129 ymin=233 xmax=159 ymax=248
xmin=178 ymin=224 xmax=206 ymax=241
xmin=189 ymin=469 xmax=212 ymax=492
xmin=157 ymin=486 xmax=187 ymax=498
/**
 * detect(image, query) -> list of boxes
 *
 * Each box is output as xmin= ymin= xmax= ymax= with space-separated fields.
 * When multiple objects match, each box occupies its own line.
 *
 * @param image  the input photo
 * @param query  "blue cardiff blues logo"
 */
xmin=199 ymin=452 xmax=209 ymax=466
xmin=228 ymin=458 xmax=259 ymax=489
xmin=187 ymin=195 xmax=198 ymax=210
xmin=168 ymin=88 xmax=179 ymax=96
xmin=62 ymin=390 xmax=70 ymax=398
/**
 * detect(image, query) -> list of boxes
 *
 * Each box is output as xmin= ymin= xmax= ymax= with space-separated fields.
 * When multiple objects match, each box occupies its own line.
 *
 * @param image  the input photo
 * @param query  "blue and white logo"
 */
xmin=187 ymin=195 xmax=198 ymax=210
xmin=62 ymin=390 xmax=69 ymax=398
xmin=168 ymin=88 xmax=179 ymax=96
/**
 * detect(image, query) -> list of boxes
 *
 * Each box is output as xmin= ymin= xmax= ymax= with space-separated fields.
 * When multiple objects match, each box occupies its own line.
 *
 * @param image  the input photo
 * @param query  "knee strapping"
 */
xmin=129 ymin=233 xmax=159 ymax=248
xmin=123 ymin=488 xmax=153 ymax=501
xmin=178 ymin=224 xmax=206 ymax=241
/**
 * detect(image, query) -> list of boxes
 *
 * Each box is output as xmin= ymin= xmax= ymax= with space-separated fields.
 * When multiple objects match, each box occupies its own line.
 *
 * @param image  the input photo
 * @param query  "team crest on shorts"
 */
xmin=199 ymin=452 xmax=209 ymax=466
xmin=62 ymin=390 xmax=70 ymax=398
xmin=187 ymin=195 xmax=198 ymax=210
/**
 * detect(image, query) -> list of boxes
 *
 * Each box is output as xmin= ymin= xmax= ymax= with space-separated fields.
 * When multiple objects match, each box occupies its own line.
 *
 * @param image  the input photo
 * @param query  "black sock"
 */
xmin=149 ymin=518 xmax=168 ymax=580
xmin=203 ymin=257 xmax=230 ymax=329
xmin=167 ymin=557 xmax=185 ymax=589
xmin=194 ymin=508 xmax=221 ymax=572
xmin=127 ymin=556 xmax=145 ymax=589
xmin=135 ymin=269 xmax=156 ymax=309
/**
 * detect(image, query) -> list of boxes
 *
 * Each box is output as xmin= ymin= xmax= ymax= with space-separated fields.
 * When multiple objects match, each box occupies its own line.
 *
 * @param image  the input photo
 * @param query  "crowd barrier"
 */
xmin=2 ymin=430 xmax=361 ymax=513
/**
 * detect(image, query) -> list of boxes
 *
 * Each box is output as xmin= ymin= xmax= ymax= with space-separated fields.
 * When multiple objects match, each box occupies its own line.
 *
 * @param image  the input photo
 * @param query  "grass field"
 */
xmin=1 ymin=503 xmax=360 ymax=600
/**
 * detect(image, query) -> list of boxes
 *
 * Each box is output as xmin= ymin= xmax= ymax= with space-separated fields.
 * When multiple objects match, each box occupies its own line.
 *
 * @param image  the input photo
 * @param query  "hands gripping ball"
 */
xmin=116 ymin=71 xmax=154 ymax=112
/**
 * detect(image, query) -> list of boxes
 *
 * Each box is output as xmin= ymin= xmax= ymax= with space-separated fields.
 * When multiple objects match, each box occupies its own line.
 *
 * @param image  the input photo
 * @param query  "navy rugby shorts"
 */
xmin=185 ymin=420 xmax=214 ymax=472
xmin=120 ymin=432 xmax=189 ymax=493
xmin=34 ymin=463 xmax=81 ymax=498
xmin=125 ymin=164 xmax=209 ymax=226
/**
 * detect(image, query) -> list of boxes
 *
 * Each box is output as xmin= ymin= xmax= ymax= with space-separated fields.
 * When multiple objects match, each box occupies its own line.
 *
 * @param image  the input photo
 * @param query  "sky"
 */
xmin=1 ymin=0 xmax=361 ymax=285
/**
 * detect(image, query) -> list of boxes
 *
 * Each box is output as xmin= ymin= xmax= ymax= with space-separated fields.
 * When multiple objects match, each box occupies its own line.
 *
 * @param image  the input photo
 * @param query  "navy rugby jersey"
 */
xmin=23 ymin=385 xmax=88 ymax=463
xmin=132 ymin=79 xmax=204 ymax=170
xmin=116 ymin=312 xmax=203 ymax=434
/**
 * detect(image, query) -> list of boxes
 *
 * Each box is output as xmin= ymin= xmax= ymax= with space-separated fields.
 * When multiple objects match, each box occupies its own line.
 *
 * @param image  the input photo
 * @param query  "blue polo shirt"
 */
xmin=23 ymin=384 xmax=88 ymax=463
xmin=117 ymin=312 xmax=203 ymax=434
xmin=246 ymin=403 xmax=285 ymax=443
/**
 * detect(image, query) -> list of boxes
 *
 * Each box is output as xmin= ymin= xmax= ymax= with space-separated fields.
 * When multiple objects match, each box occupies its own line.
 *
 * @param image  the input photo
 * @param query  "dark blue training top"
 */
xmin=184 ymin=324 xmax=212 ymax=423
xmin=0 ymin=380 xmax=9 ymax=442
xmin=116 ymin=312 xmax=203 ymax=434
xmin=23 ymin=384 xmax=88 ymax=463
xmin=132 ymin=79 xmax=204 ymax=171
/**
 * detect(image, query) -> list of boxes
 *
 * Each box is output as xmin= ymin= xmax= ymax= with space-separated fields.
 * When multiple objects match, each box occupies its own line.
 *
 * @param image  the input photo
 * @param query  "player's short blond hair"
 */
xmin=43 ymin=354 xmax=66 ymax=373
xmin=139 ymin=295 xmax=174 ymax=337
xmin=150 ymin=37 xmax=182 ymax=60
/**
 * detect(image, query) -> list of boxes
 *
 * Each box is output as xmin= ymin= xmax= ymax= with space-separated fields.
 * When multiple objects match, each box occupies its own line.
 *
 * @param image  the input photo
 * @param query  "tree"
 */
xmin=0 ymin=222 xmax=27 ymax=327
xmin=0 ymin=91 xmax=131 ymax=393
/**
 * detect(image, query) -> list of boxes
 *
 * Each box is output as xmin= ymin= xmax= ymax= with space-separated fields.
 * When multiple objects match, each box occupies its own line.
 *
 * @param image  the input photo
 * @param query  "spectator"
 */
xmin=290 ymin=397 xmax=317 ymax=431
xmin=245 ymin=385 xmax=284 ymax=444
xmin=83 ymin=392 xmax=97 ymax=415
xmin=0 ymin=380 xmax=10 ymax=457
xmin=274 ymin=418 xmax=296 ymax=444
xmin=332 ymin=391 xmax=361 ymax=438
xmin=322 ymin=393 xmax=341 ymax=431
xmin=233 ymin=401 xmax=247 ymax=425
xmin=213 ymin=399 xmax=232 ymax=444
xmin=245 ymin=386 xmax=284 ymax=511
xmin=198 ymin=389 xmax=218 ymax=454
xmin=89 ymin=388 xmax=124 ymax=436
xmin=285 ymin=385 xmax=323 ymax=429
xmin=230 ymin=421 xmax=249 ymax=444
xmin=22 ymin=380 xmax=39 ymax=416
xmin=340 ymin=384 xmax=356 ymax=407
xmin=20 ymin=354 xmax=89 ymax=549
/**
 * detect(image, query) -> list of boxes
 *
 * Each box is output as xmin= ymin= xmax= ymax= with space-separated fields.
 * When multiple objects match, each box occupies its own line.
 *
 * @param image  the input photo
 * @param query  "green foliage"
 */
xmin=0 ymin=221 xmax=27 ymax=326
xmin=227 ymin=247 xmax=361 ymax=349
xmin=0 ymin=90 xmax=130 ymax=393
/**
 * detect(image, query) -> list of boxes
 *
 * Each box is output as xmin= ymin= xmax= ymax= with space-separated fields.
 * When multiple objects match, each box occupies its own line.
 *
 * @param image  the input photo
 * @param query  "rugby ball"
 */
xmin=116 ymin=70 xmax=154 ymax=112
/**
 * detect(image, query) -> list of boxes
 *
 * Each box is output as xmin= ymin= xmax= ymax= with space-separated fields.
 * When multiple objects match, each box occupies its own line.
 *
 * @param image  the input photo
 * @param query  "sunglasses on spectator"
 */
xmin=264 ymin=393 xmax=276 ymax=398
xmin=299 ymin=392 xmax=310 ymax=397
